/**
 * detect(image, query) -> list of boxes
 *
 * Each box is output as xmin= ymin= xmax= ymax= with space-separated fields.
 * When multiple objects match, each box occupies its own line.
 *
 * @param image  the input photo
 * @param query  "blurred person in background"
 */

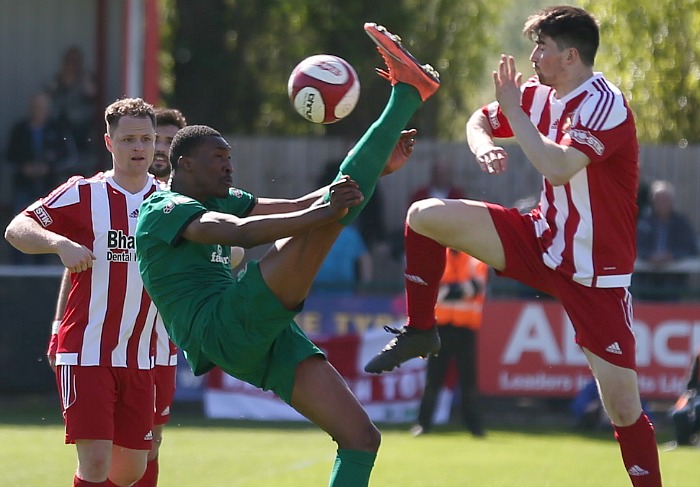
xmin=6 ymin=91 xmax=77 ymax=263
xmin=47 ymin=45 xmax=98 ymax=170
xmin=409 ymin=156 xmax=465 ymax=203
xmin=411 ymin=248 xmax=488 ymax=438
xmin=634 ymin=180 xmax=698 ymax=301
xmin=667 ymin=348 xmax=700 ymax=448
xmin=314 ymin=161 xmax=373 ymax=293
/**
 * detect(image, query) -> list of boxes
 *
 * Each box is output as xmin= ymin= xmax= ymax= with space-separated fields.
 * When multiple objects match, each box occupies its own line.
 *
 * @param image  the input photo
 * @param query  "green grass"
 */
xmin=0 ymin=400 xmax=695 ymax=486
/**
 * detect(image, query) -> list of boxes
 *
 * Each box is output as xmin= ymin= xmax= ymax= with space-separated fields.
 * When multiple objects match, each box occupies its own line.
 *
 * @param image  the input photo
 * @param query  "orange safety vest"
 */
xmin=434 ymin=249 xmax=489 ymax=330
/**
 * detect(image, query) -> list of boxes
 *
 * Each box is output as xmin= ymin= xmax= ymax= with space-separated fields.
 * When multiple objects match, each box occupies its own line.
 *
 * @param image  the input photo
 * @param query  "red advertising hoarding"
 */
xmin=478 ymin=299 xmax=699 ymax=399
xmin=200 ymin=296 xmax=699 ymax=420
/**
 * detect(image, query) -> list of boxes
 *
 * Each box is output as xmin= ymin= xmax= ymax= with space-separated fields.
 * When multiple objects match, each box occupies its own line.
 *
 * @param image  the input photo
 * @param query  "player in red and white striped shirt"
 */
xmin=364 ymin=6 xmax=661 ymax=486
xmin=5 ymin=97 xmax=160 ymax=487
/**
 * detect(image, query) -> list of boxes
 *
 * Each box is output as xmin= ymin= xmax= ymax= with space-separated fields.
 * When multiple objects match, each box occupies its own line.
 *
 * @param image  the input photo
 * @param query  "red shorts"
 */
xmin=487 ymin=203 xmax=636 ymax=369
xmin=56 ymin=365 xmax=154 ymax=450
xmin=153 ymin=365 xmax=176 ymax=426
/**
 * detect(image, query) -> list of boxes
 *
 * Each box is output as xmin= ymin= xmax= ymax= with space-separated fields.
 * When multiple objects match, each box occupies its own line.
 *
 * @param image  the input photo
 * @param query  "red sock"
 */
xmin=614 ymin=413 xmax=662 ymax=486
xmin=133 ymin=458 xmax=159 ymax=487
xmin=404 ymin=224 xmax=446 ymax=330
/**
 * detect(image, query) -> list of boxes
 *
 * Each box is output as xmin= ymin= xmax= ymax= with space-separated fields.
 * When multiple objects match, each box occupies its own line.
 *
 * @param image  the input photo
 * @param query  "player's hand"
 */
xmin=326 ymin=176 xmax=363 ymax=219
xmin=382 ymin=129 xmax=418 ymax=176
xmin=475 ymin=144 xmax=508 ymax=174
xmin=56 ymin=240 xmax=96 ymax=273
xmin=46 ymin=333 xmax=58 ymax=372
xmin=47 ymin=353 xmax=57 ymax=371
xmin=493 ymin=54 xmax=523 ymax=118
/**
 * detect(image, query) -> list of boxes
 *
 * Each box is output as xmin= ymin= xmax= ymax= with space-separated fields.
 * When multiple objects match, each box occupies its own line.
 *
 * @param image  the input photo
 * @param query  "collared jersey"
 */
xmin=135 ymin=187 xmax=255 ymax=375
xmin=483 ymin=73 xmax=639 ymax=288
xmin=24 ymin=171 xmax=160 ymax=369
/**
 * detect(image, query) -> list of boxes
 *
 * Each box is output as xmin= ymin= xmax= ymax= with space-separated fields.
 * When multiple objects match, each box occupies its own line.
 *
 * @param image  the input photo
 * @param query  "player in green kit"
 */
xmin=136 ymin=23 xmax=439 ymax=486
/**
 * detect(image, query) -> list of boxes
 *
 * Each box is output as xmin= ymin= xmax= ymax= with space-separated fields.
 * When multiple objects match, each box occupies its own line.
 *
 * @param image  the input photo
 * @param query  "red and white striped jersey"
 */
xmin=483 ymin=73 xmax=639 ymax=288
xmin=154 ymin=314 xmax=178 ymax=366
xmin=25 ymin=171 xmax=160 ymax=369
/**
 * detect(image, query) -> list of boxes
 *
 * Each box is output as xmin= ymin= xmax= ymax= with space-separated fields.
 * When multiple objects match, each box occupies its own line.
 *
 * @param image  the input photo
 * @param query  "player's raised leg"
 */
xmin=333 ymin=22 xmax=440 ymax=224
xmin=364 ymin=198 xmax=505 ymax=373
xmin=260 ymin=23 xmax=440 ymax=309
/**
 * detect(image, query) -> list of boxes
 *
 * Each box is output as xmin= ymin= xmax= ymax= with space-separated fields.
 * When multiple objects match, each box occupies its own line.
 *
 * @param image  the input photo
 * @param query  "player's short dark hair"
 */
xmin=104 ymin=97 xmax=156 ymax=135
xmin=170 ymin=125 xmax=223 ymax=171
xmin=523 ymin=6 xmax=599 ymax=66
xmin=155 ymin=107 xmax=187 ymax=130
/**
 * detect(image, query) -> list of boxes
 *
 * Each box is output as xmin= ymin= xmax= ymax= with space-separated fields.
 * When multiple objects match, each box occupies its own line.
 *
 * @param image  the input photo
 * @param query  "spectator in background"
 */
xmin=6 ymin=91 xmax=77 ymax=263
xmin=387 ymin=157 xmax=465 ymax=261
xmin=409 ymin=157 xmax=465 ymax=203
xmin=314 ymin=225 xmax=373 ymax=293
xmin=314 ymin=161 xmax=373 ymax=293
xmin=411 ymin=249 xmax=488 ymax=438
xmin=635 ymin=180 xmax=698 ymax=301
xmin=47 ymin=45 xmax=98 ymax=169
xmin=668 ymin=348 xmax=700 ymax=448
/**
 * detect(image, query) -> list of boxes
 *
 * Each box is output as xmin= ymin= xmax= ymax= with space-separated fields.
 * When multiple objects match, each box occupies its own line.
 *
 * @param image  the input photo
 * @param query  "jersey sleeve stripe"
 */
xmin=587 ymin=79 xmax=615 ymax=131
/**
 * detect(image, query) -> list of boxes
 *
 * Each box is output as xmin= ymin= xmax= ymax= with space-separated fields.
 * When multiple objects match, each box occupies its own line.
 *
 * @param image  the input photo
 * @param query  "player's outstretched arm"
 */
xmin=182 ymin=177 xmax=362 ymax=248
xmin=4 ymin=214 xmax=95 ymax=272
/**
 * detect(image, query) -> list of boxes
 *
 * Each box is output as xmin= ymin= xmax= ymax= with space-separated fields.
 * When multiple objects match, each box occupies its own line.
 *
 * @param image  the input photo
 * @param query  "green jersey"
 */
xmin=135 ymin=187 xmax=255 ymax=375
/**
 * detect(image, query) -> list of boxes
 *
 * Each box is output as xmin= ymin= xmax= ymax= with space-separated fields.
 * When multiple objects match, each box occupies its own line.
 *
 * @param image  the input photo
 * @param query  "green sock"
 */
xmin=328 ymin=83 xmax=422 ymax=225
xmin=328 ymin=449 xmax=377 ymax=487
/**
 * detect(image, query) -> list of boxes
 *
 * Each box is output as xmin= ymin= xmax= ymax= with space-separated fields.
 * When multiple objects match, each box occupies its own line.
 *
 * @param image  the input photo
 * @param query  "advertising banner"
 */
xmin=201 ymin=295 xmax=700 ymax=420
xmin=478 ymin=300 xmax=698 ymax=399
xmin=205 ymin=329 xmax=455 ymax=423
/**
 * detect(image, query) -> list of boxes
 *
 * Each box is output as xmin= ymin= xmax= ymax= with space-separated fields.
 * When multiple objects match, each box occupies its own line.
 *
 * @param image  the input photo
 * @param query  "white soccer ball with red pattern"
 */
xmin=287 ymin=54 xmax=360 ymax=124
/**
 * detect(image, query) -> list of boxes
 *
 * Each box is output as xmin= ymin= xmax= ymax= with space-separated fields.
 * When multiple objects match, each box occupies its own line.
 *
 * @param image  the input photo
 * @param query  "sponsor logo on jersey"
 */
xmin=107 ymin=229 xmax=136 ymax=262
xmin=129 ymin=208 xmax=139 ymax=218
xmin=231 ymin=188 xmax=244 ymax=198
xmin=33 ymin=206 xmax=53 ymax=227
xmin=210 ymin=244 xmax=231 ymax=265
xmin=568 ymin=128 xmax=604 ymax=156
xmin=163 ymin=195 xmax=194 ymax=214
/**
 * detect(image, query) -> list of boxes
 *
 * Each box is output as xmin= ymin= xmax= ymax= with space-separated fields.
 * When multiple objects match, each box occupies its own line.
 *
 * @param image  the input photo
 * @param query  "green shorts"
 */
xmin=198 ymin=260 xmax=323 ymax=404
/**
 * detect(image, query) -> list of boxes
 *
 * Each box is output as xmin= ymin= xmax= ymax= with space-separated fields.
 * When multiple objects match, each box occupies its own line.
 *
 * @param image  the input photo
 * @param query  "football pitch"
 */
xmin=0 ymin=401 xmax=695 ymax=487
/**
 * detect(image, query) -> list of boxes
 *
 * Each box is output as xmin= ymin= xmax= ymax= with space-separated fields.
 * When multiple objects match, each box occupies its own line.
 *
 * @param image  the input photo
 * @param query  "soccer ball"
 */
xmin=287 ymin=54 xmax=360 ymax=124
